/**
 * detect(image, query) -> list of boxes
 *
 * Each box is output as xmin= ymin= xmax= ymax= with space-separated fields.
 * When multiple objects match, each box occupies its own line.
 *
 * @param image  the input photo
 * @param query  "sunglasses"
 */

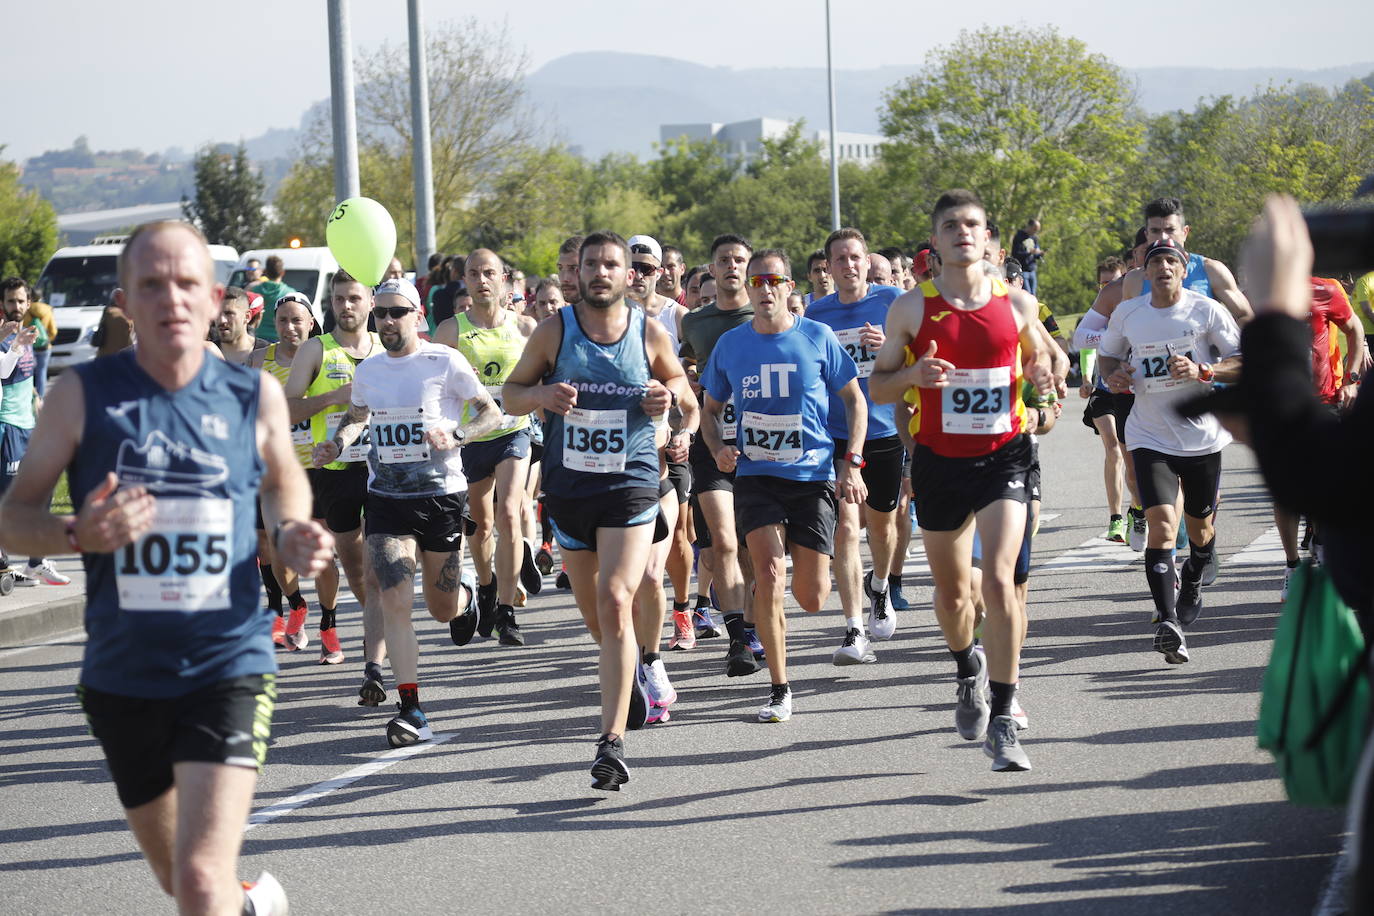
xmin=747 ymin=274 xmax=791 ymax=288
xmin=372 ymin=305 xmax=416 ymax=320
xmin=632 ymin=262 xmax=659 ymax=275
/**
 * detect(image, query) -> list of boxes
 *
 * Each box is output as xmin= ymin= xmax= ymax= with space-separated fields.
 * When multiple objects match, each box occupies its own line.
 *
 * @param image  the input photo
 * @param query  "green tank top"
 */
xmin=305 ymin=332 xmax=380 ymax=470
xmin=453 ymin=311 xmax=528 ymax=442
xmin=264 ymin=343 xmax=312 ymax=467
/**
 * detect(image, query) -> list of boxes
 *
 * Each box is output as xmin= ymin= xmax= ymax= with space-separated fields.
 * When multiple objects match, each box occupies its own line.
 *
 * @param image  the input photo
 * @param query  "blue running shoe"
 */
xmin=386 ymin=703 xmax=432 ymax=748
xmin=693 ymin=606 xmax=722 ymax=639
xmin=888 ymin=575 xmax=910 ymax=610
xmin=746 ymin=627 xmax=766 ymax=662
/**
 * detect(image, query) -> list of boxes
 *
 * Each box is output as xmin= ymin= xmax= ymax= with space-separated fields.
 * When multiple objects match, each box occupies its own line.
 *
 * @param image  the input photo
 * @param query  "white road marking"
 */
xmin=0 ymin=632 xmax=86 ymax=661
xmin=1035 ymin=537 xmax=1138 ymax=575
xmin=1228 ymin=525 xmax=1287 ymax=567
xmin=245 ymin=734 xmax=456 ymax=833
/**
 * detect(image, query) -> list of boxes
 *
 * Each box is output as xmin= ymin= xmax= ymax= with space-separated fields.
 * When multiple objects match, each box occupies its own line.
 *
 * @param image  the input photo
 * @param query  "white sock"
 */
xmin=871 ymin=575 xmax=888 ymax=594
xmin=846 ymin=616 xmax=863 ymax=634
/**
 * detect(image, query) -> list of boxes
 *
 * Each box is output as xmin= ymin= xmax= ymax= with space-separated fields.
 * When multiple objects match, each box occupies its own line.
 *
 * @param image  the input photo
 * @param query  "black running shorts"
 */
xmin=1132 ymin=447 xmax=1223 ymax=518
xmin=1082 ymin=389 xmax=1134 ymax=441
xmin=78 ymin=674 xmax=277 ymax=809
xmin=545 ymin=487 xmax=666 ymax=552
xmin=733 ymin=475 xmax=838 ymax=556
xmin=910 ymin=434 xmax=1033 ymax=532
xmin=832 ymin=435 xmax=905 ymax=512
xmin=308 ymin=464 xmax=368 ymax=533
xmin=666 ymin=460 xmax=691 ymax=505
xmin=688 ymin=435 xmax=734 ymax=494
xmin=460 ymin=428 xmax=531 ymax=485
xmin=365 ymin=491 xmax=468 ymax=553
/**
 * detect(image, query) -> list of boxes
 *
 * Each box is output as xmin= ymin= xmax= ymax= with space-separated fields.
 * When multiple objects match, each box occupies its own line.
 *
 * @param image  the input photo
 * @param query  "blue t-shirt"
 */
xmin=702 ymin=316 xmax=857 ymax=482
xmin=1142 ymin=253 xmax=1212 ymax=297
xmin=70 ymin=350 xmax=269 ymax=698
xmin=802 ymin=284 xmax=900 ymax=439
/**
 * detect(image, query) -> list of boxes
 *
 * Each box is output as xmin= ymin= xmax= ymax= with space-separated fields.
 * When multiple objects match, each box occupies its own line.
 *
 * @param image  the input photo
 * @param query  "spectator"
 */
xmin=248 ymin=256 xmax=296 ymax=343
xmin=1012 ymin=218 xmax=1045 ymax=295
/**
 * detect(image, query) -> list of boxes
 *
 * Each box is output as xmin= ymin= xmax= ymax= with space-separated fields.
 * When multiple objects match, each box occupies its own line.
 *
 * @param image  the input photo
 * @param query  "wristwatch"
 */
xmin=1349 ymin=371 xmax=1362 ymax=384
xmin=1197 ymin=362 xmax=1215 ymax=383
xmin=843 ymin=451 xmax=866 ymax=469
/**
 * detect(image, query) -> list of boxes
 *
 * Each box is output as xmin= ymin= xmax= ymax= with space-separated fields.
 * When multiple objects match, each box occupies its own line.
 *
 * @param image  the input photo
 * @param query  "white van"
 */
xmin=230 ymin=247 xmax=337 ymax=328
xmin=36 ymin=236 xmax=238 ymax=372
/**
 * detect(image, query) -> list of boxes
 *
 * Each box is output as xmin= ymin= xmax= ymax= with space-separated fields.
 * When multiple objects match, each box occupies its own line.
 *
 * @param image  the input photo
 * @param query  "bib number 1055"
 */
xmin=116 ymin=498 xmax=233 ymax=611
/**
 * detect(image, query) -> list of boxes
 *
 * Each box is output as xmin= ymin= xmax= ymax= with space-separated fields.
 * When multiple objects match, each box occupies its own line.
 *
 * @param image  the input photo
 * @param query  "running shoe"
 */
xmin=475 ymin=581 xmax=498 ymax=638
xmin=520 ymin=539 xmax=543 ymax=596
xmin=318 ymin=627 xmax=344 ymax=665
xmin=555 ymin=569 xmax=571 ymax=590
xmin=1153 ymin=619 xmax=1190 ymax=664
xmin=746 ymin=628 xmax=766 ymax=662
xmin=514 ymin=585 xmax=527 ymax=608
xmin=1128 ymin=507 xmax=1147 ymax=552
xmin=271 ymin=615 xmax=286 ymax=647
xmin=284 ymin=606 xmax=309 ymax=651
xmin=725 ymin=639 xmax=762 ymax=677
xmin=241 ymin=870 xmax=289 ymax=916
xmin=448 ymin=570 xmax=479 ymax=646
xmin=1199 ymin=551 xmax=1220 ymax=587
xmin=358 ymin=665 xmax=386 ymax=707
xmin=628 ymin=664 xmax=649 ymax=730
xmin=494 ymin=605 xmax=524 ymax=646
xmin=832 ymin=628 xmax=876 ymax=666
xmin=954 ymin=650 xmax=991 ymax=740
xmin=26 ymin=560 xmax=71 ymax=585
xmin=590 ymin=734 xmax=630 ymax=791
xmin=386 ymin=702 xmax=432 ymax=748
xmin=643 ymin=658 xmax=678 ymax=708
xmin=869 ymin=583 xmax=895 ymax=640
xmin=12 ymin=571 xmax=36 ymax=587
xmin=889 ymin=576 xmax=910 ymax=610
xmin=535 ymin=542 xmax=555 ymax=577
xmin=1176 ymin=565 xmax=1204 ymax=627
xmin=1281 ymin=565 xmax=1296 ymax=602
xmin=1010 ymin=694 xmax=1029 ymax=730
xmin=693 ymin=605 xmax=722 ymax=639
xmin=1104 ymin=517 xmax=1127 ymax=543
xmin=983 ymin=715 xmax=1032 ymax=771
xmin=646 ymin=705 xmax=671 ymax=725
xmin=758 ymin=684 xmax=793 ymax=723
xmin=668 ymin=609 xmax=696 ymax=650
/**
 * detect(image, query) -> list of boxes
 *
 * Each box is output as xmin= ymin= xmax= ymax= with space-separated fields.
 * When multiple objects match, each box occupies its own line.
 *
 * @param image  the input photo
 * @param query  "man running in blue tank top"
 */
xmin=0 ymin=221 xmax=334 ymax=916
xmin=503 ymin=230 xmax=697 ymax=791
xmin=1119 ymin=197 xmax=1252 ymax=324
xmin=701 ymin=248 xmax=868 ymax=722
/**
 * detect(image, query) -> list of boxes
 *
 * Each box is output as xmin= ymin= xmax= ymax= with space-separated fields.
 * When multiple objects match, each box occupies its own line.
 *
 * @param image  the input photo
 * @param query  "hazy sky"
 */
xmin=4 ymin=0 xmax=1371 ymax=163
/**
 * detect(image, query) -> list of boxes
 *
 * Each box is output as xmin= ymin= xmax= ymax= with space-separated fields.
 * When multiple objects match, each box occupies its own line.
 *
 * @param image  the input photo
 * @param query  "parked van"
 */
xmin=229 ymin=248 xmax=337 ymax=328
xmin=35 ymin=236 xmax=238 ymax=373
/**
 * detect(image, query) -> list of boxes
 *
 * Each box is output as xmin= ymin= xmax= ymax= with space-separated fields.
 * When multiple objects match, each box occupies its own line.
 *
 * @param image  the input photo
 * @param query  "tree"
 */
xmin=877 ymin=25 xmax=1142 ymax=310
xmin=182 ymin=143 xmax=267 ymax=251
xmin=0 ymin=152 xmax=59 ymax=281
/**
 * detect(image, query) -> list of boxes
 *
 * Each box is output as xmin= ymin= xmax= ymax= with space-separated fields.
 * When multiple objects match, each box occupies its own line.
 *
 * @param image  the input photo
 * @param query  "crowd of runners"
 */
xmin=0 ymin=190 xmax=1370 ymax=914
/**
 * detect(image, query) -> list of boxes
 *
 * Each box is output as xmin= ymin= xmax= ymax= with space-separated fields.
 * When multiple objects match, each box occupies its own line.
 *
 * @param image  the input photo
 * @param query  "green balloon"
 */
xmin=325 ymin=197 xmax=397 ymax=286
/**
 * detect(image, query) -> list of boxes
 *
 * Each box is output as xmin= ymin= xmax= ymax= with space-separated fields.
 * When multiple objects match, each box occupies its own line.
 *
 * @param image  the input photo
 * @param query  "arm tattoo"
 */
xmin=368 ymin=535 xmax=416 ymax=592
xmin=434 ymin=550 xmax=462 ymax=593
xmin=333 ymin=403 xmax=371 ymax=449
xmin=459 ymin=388 xmax=504 ymax=442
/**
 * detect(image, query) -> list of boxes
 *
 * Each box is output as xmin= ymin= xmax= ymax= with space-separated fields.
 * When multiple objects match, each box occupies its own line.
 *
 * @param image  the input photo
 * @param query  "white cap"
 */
xmin=374 ymin=277 xmax=422 ymax=309
xmin=627 ymin=234 xmax=662 ymax=265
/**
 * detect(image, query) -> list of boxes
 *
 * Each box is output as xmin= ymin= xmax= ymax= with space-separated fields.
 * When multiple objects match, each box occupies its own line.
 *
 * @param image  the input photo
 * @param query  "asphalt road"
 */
xmin=0 ymin=418 xmax=1346 ymax=914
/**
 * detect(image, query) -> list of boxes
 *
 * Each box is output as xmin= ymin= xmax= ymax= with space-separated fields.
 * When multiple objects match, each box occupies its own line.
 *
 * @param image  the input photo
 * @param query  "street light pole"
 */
xmin=327 ymin=0 xmax=360 ymax=203
xmin=825 ymin=0 xmax=840 ymax=231
xmin=408 ymin=0 xmax=436 ymax=271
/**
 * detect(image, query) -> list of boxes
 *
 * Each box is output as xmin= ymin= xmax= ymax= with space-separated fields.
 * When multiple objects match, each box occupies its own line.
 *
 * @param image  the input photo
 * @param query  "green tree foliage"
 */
xmin=182 ymin=144 xmax=267 ymax=251
xmin=0 ymin=152 xmax=59 ymax=281
xmin=1140 ymin=82 xmax=1374 ymax=266
xmin=876 ymin=25 xmax=1142 ymax=310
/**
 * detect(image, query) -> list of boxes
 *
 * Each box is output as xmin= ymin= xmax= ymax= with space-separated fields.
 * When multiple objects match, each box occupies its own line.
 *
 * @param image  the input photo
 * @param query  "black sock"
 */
xmin=319 ymin=607 xmax=337 ymax=630
xmin=989 ymin=680 xmax=1016 ymax=719
xmin=1286 ymin=558 xmax=1300 ymax=569
xmin=950 ymin=642 xmax=979 ymax=679
xmin=771 ymin=681 xmax=790 ymax=696
xmin=1110 ymin=513 xmax=1123 ymax=522
xmin=695 ymin=593 xmax=711 ymax=609
xmin=364 ymin=661 xmax=384 ymax=682
xmin=724 ymin=612 xmax=747 ymax=642
xmin=642 ymin=651 xmax=660 ymax=665
xmin=260 ymin=564 xmax=283 ymax=614
xmin=1144 ymin=547 xmax=1178 ymax=621
xmin=286 ymin=590 xmax=306 ymax=611
xmin=672 ymin=599 xmax=689 ymax=612
xmin=887 ymin=574 xmax=902 ymax=590
xmin=1186 ymin=537 xmax=1216 ymax=577
xmin=538 ymin=501 xmax=552 ymax=544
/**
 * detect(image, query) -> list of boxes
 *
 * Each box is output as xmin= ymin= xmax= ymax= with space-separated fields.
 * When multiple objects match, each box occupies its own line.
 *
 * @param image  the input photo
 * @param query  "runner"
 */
xmin=806 ymin=228 xmax=905 ymax=663
xmin=312 ymin=277 xmax=495 ymax=748
xmin=1097 ymin=238 xmax=1242 ymax=664
xmin=1122 ymin=197 xmax=1253 ymax=323
xmin=871 ymin=189 xmax=1055 ymax=772
xmin=285 ymin=271 xmax=383 ymax=678
xmin=0 ymin=220 xmax=333 ymax=915
xmin=215 ymin=286 xmax=268 ymax=366
xmin=502 ymin=230 xmax=696 ymax=791
xmin=434 ymin=249 xmax=542 ymax=645
xmin=680 ymin=234 xmax=764 ymax=675
xmin=702 ymin=248 xmax=867 ymax=721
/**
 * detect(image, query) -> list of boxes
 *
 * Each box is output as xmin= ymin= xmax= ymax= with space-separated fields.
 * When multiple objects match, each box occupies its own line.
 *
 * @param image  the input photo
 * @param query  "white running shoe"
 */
xmin=27 ymin=560 xmax=71 ymax=586
xmin=868 ymin=583 xmax=896 ymax=640
xmin=643 ymin=658 xmax=677 ymax=708
xmin=832 ymin=628 xmax=876 ymax=665
xmin=758 ymin=685 xmax=792 ymax=722
xmin=243 ymin=870 xmax=290 ymax=915
xmin=1010 ymin=694 xmax=1029 ymax=730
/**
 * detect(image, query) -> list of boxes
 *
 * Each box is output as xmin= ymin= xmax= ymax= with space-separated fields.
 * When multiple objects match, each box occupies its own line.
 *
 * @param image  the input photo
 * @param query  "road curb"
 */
xmin=0 ymin=596 xmax=85 ymax=649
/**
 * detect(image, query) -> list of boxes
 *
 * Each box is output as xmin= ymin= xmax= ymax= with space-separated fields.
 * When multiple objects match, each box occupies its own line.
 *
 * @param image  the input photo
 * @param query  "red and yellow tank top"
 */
xmin=902 ymin=279 xmax=1027 ymax=458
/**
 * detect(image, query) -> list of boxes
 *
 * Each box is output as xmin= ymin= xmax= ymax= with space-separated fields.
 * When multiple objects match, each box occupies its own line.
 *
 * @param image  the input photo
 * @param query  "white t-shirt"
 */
xmin=652 ymin=300 xmax=686 ymax=356
xmin=1099 ymin=290 xmax=1241 ymax=456
xmin=351 ymin=341 xmax=481 ymax=497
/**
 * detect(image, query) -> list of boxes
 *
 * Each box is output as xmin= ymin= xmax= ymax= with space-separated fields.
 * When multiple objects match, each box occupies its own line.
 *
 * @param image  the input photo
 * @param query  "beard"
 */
xmin=579 ymin=277 xmax=625 ymax=309
xmin=334 ymin=311 xmax=363 ymax=332
xmin=379 ymin=327 xmax=408 ymax=352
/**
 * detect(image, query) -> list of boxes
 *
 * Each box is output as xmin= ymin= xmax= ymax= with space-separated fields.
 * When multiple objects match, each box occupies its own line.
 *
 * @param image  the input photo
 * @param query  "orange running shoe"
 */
xmin=271 ymin=615 xmax=286 ymax=647
xmin=318 ymin=627 xmax=344 ymax=665
xmin=284 ymin=606 xmax=309 ymax=651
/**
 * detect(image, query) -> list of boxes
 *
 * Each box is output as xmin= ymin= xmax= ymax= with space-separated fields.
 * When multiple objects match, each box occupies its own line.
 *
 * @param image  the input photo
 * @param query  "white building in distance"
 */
xmin=660 ymin=117 xmax=885 ymax=169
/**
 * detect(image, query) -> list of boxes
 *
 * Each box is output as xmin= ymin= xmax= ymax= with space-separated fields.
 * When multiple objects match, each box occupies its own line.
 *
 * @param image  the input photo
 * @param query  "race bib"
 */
xmin=721 ymin=396 xmax=738 ymax=441
xmin=1135 ymin=337 xmax=1197 ymax=395
xmin=290 ymin=418 xmax=313 ymax=450
xmin=942 ymin=367 xmax=1012 ymax=435
xmin=328 ymin=413 xmax=372 ymax=463
xmin=562 ymin=407 xmax=627 ymax=473
xmin=485 ymin=383 xmax=522 ymax=433
xmin=833 ymin=327 xmax=877 ymax=378
xmin=741 ymin=411 xmax=803 ymax=462
xmin=370 ymin=406 xmax=430 ymax=464
xmin=117 ymin=498 xmax=232 ymax=611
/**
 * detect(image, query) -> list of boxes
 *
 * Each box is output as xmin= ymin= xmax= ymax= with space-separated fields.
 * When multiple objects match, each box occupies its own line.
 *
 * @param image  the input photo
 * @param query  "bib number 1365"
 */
xmin=562 ymin=408 xmax=627 ymax=473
